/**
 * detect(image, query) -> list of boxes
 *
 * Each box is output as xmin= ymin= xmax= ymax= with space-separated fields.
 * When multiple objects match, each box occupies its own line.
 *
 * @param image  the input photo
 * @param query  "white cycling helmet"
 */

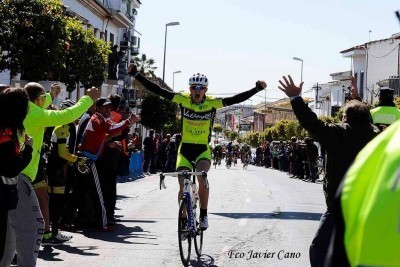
xmin=189 ymin=73 xmax=208 ymax=86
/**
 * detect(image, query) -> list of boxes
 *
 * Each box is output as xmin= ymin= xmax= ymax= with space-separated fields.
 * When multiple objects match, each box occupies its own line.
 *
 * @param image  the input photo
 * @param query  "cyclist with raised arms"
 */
xmin=128 ymin=64 xmax=266 ymax=229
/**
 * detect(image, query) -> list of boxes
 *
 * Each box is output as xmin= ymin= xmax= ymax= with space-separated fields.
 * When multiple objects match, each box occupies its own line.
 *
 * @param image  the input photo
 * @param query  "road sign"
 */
xmin=239 ymin=124 xmax=251 ymax=131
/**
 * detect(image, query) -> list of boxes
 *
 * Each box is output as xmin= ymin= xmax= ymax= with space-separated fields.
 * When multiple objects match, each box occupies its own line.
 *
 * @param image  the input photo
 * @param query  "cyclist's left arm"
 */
xmin=134 ymin=73 xmax=175 ymax=101
xmin=222 ymin=81 xmax=266 ymax=106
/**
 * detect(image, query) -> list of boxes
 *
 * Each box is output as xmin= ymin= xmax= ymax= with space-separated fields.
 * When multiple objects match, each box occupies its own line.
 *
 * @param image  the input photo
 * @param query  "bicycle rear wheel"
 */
xmin=178 ymin=199 xmax=191 ymax=266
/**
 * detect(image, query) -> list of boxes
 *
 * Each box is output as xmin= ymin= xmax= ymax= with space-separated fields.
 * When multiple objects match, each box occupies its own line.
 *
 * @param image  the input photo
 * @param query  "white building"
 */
xmin=341 ymin=33 xmax=400 ymax=104
xmin=313 ymin=71 xmax=351 ymax=117
xmin=2 ymin=0 xmax=141 ymax=105
xmin=312 ymin=33 xmax=400 ymax=117
xmin=62 ymin=0 xmax=141 ymax=101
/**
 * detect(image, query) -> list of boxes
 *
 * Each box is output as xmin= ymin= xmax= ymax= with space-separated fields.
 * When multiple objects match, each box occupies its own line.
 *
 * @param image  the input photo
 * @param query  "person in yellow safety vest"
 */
xmin=326 ymin=120 xmax=400 ymax=267
xmin=370 ymin=87 xmax=400 ymax=131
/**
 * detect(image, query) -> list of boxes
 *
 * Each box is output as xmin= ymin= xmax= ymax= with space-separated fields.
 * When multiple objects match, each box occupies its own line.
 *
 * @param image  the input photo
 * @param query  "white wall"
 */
xmin=0 ymin=71 xmax=10 ymax=85
xmin=350 ymin=38 xmax=400 ymax=103
xmin=63 ymin=0 xmax=104 ymax=31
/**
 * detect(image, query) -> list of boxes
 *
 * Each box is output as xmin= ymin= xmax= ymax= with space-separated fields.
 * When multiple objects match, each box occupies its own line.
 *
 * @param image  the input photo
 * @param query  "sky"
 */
xmin=135 ymin=0 xmax=400 ymax=104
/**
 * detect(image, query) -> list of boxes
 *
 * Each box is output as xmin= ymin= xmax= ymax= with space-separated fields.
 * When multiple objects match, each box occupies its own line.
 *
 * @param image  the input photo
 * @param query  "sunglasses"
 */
xmin=36 ymin=93 xmax=46 ymax=99
xmin=190 ymin=85 xmax=207 ymax=91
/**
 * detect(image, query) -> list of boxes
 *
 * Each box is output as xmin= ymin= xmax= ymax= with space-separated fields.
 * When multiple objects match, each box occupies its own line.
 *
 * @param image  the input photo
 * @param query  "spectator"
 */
xmin=165 ymin=134 xmax=182 ymax=172
xmin=255 ymin=143 xmax=263 ymax=166
xmin=278 ymin=75 xmax=379 ymax=267
xmin=5 ymin=83 xmax=99 ymax=265
xmin=304 ymin=137 xmax=319 ymax=182
xmin=151 ymin=133 xmax=160 ymax=173
xmin=79 ymin=97 xmax=139 ymax=231
xmin=326 ymin=120 xmax=400 ymax=267
xmin=46 ymin=100 xmax=85 ymax=245
xmin=263 ymin=142 xmax=271 ymax=168
xmin=142 ymin=129 xmax=154 ymax=175
xmin=158 ymin=134 xmax=171 ymax=172
xmin=351 ymin=76 xmax=400 ymax=131
xmin=0 ymin=88 xmax=32 ymax=266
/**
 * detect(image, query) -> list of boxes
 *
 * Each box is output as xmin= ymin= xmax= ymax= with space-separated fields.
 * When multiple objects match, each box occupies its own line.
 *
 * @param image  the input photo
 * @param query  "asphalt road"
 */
xmin=37 ymin=161 xmax=325 ymax=267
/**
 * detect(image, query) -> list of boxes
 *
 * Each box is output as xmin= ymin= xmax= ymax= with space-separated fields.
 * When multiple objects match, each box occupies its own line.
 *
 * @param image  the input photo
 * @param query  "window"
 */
xmin=110 ymin=33 xmax=114 ymax=46
xmin=360 ymin=70 xmax=364 ymax=99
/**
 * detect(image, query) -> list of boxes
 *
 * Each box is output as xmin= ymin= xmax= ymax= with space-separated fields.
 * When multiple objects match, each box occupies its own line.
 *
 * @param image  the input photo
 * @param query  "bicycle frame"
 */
xmin=160 ymin=170 xmax=209 ymax=238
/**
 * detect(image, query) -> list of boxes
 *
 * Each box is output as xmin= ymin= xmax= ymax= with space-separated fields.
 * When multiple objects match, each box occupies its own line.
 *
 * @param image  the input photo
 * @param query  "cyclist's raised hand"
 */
xmin=278 ymin=75 xmax=303 ymax=97
xmin=256 ymin=80 xmax=267 ymax=91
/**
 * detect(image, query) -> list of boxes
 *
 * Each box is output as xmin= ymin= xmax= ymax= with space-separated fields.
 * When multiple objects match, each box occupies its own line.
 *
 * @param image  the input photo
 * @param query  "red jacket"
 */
xmin=80 ymin=113 xmax=129 ymax=157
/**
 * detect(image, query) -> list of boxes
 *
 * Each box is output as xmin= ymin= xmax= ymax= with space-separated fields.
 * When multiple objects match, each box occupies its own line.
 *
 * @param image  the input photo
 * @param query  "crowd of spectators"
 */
xmin=253 ymin=137 xmax=324 ymax=183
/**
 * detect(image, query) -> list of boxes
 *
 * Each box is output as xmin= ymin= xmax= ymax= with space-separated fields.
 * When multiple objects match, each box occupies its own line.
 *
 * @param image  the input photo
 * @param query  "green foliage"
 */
xmin=61 ymin=18 xmax=110 ymax=90
xmin=395 ymin=97 xmax=400 ymax=109
xmin=246 ymin=132 xmax=260 ymax=147
xmin=246 ymin=119 xmax=311 ymax=144
xmin=139 ymin=93 xmax=178 ymax=132
xmin=237 ymin=136 xmax=244 ymax=144
xmin=133 ymin=54 xmax=157 ymax=77
xmin=227 ymin=131 xmax=238 ymax=141
xmin=0 ymin=0 xmax=110 ymax=87
xmin=162 ymin=116 xmax=181 ymax=135
xmin=213 ymin=123 xmax=223 ymax=133
xmin=0 ymin=0 xmax=67 ymax=81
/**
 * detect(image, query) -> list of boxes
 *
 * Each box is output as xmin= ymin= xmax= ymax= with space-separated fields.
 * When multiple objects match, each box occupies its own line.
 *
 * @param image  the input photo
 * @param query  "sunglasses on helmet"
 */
xmin=190 ymin=85 xmax=207 ymax=90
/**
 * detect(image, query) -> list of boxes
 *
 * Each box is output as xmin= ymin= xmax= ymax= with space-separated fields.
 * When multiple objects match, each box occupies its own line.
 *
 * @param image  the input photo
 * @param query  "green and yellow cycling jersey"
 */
xmin=172 ymin=94 xmax=223 ymax=145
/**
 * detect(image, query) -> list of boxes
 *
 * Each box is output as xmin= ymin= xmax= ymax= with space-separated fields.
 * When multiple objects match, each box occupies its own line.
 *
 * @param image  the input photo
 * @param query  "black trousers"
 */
xmin=48 ymin=193 xmax=65 ymax=236
xmin=0 ymin=208 xmax=7 ymax=263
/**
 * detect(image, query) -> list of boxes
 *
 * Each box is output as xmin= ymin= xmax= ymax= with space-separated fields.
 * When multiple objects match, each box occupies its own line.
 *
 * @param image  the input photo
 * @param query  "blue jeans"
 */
xmin=309 ymin=210 xmax=334 ymax=267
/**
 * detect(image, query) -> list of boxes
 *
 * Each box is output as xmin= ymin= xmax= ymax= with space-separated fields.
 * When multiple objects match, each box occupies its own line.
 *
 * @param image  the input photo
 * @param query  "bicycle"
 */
xmin=159 ymin=165 xmax=209 ymax=266
xmin=213 ymin=155 xmax=221 ymax=169
xmin=226 ymin=153 xmax=232 ymax=169
xmin=242 ymin=154 xmax=250 ymax=170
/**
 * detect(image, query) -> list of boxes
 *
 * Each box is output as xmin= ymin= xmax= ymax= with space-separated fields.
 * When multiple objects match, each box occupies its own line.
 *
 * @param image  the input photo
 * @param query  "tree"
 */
xmin=228 ymin=131 xmax=238 ymax=141
xmin=213 ymin=123 xmax=223 ymax=136
xmin=0 ymin=0 xmax=67 ymax=81
xmin=132 ymin=54 xmax=157 ymax=99
xmin=139 ymin=94 xmax=178 ymax=132
xmin=246 ymin=132 xmax=260 ymax=147
xmin=61 ymin=18 xmax=110 ymax=91
xmin=133 ymin=54 xmax=157 ymax=77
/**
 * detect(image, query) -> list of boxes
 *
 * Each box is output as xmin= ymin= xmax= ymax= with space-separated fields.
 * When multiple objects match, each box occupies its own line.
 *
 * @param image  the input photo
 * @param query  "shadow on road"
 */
xmin=38 ymin=245 xmax=99 ymax=262
xmin=211 ymin=211 xmax=322 ymax=221
xmin=81 ymin=223 xmax=159 ymax=245
xmin=190 ymin=254 xmax=218 ymax=267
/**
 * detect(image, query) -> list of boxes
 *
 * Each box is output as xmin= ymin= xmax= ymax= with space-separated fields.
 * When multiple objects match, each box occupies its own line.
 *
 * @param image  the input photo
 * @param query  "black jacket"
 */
xmin=291 ymin=97 xmax=379 ymax=208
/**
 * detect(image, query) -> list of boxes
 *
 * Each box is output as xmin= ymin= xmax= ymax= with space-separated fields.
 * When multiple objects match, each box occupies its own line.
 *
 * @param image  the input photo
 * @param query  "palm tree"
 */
xmin=132 ymin=54 xmax=157 ymax=78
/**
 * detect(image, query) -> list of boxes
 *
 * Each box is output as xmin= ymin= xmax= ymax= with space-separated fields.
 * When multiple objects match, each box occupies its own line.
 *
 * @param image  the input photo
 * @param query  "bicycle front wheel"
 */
xmin=194 ymin=207 xmax=203 ymax=257
xmin=178 ymin=199 xmax=191 ymax=266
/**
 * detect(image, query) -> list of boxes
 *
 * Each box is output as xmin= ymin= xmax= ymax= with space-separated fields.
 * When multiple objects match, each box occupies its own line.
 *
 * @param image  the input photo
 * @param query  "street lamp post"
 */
xmin=293 ymin=57 xmax=304 ymax=83
xmin=172 ymin=70 xmax=181 ymax=91
xmin=162 ymin=21 xmax=180 ymax=88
